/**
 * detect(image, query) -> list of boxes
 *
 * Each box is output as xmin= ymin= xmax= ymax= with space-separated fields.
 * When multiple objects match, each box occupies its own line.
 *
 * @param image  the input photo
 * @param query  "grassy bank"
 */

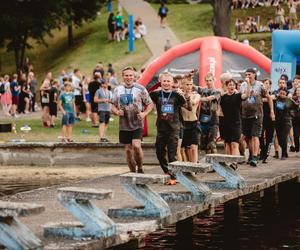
xmin=0 ymin=112 xmax=157 ymax=143
xmin=0 ymin=1 xmax=151 ymax=80
xmin=152 ymin=3 xmax=300 ymax=58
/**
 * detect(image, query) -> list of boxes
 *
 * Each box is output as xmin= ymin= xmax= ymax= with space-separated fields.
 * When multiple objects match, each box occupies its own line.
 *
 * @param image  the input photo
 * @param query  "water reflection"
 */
xmin=142 ymin=181 xmax=300 ymax=250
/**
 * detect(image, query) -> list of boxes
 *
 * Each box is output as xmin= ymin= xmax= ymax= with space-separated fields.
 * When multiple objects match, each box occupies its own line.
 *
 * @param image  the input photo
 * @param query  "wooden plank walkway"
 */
xmin=0 ymin=154 xmax=299 ymax=249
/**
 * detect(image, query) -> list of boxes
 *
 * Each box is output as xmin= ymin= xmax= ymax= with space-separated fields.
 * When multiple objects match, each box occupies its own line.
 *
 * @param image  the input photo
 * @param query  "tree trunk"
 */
xmin=68 ymin=22 xmax=73 ymax=46
xmin=211 ymin=0 xmax=232 ymax=37
xmin=13 ymin=39 xmax=20 ymax=73
xmin=20 ymin=33 xmax=28 ymax=72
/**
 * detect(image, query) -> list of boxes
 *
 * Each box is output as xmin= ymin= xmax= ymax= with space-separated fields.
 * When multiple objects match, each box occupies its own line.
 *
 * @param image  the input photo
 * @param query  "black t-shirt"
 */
xmin=220 ymin=93 xmax=242 ymax=125
xmin=150 ymin=90 xmax=185 ymax=132
xmin=49 ymin=87 xmax=59 ymax=103
xmin=88 ymin=81 xmax=101 ymax=101
xmin=274 ymin=97 xmax=297 ymax=122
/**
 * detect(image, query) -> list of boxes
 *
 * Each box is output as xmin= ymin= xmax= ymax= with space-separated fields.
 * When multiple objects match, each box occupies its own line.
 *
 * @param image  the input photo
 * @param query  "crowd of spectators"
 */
xmin=107 ymin=11 xmax=147 ymax=42
xmin=234 ymin=0 xmax=300 ymax=34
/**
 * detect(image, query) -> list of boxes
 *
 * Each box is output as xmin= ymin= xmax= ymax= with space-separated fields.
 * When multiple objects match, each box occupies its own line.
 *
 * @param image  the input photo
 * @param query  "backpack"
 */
xmin=0 ymin=83 xmax=5 ymax=94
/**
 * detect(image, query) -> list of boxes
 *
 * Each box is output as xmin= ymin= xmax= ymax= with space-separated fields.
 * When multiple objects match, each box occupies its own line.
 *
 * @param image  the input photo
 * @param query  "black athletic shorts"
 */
xmin=119 ymin=128 xmax=143 ymax=144
xmin=75 ymin=95 xmax=83 ymax=106
xmin=91 ymin=101 xmax=98 ymax=113
xmin=49 ymin=103 xmax=57 ymax=116
xmin=182 ymin=121 xmax=199 ymax=147
xmin=242 ymin=117 xmax=263 ymax=138
xmin=99 ymin=111 xmax=111 ymax=124
xmin=223 ymin=121 xmax=241 ymax=143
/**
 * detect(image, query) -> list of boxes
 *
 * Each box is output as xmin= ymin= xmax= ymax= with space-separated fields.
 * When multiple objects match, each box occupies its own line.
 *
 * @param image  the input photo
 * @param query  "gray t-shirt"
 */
xmin=112 ymin=83 xmax=152 ymax=131
xmin=95 ymin=88 xmax=112 ymax=112
xmin=240 ymin=80 xmax=267 ymax=119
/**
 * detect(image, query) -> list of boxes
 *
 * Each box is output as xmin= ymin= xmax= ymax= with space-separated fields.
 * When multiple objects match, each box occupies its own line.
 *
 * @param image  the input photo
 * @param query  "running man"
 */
xmin=111 ymin=66 xmax=153 ymax=173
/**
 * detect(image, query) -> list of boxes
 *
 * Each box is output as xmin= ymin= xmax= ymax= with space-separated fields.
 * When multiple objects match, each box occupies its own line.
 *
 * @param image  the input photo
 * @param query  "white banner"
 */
xmin=271 ymin=62 xmax=292 ymax=90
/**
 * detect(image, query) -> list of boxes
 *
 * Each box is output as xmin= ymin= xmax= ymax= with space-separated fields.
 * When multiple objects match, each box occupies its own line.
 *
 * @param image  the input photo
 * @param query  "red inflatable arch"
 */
xmin=139 ymin=36 xmax=271 ymax=88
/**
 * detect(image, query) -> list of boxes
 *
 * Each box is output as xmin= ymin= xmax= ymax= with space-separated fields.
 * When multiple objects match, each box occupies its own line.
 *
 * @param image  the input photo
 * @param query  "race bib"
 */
xmin=276 ymin=101 xmax=285 ymax=110
xmin=161 ymin=104 xmax=174 ymax=114
xmin=120 ymin=94 xmax=133 ymax=106
xmin=247 ymin=96 xmax=256 ymax=104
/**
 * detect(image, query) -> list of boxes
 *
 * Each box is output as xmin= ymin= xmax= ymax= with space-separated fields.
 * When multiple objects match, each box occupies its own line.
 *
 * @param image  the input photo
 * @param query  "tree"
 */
xmin=0 ymin=0 xmax=63 ymax=73
xmin=63 ymin=0 xmax=105 ymax=46
xmin=210 ymin=0 xmax=232 ymax=37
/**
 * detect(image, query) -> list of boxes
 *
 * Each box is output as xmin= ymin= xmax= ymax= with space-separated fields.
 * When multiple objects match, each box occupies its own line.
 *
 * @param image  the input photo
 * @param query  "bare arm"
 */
xmin=58 ymin=100 xmax=65 ymax=115
xmin=137 ymin=102 xmax=154 ymax=120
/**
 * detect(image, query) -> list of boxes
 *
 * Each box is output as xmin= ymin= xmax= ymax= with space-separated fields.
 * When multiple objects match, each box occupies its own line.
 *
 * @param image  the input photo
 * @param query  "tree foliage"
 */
xmin=0 ymin=0 xmax=106 ymax=72
xmin=0 ymin=0 xmax=63 ymax=72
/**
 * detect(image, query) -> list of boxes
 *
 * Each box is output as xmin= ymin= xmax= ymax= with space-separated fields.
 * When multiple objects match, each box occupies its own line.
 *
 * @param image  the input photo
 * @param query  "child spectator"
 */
xmin=94 ymin=79 xmax=113 ymax=142
xmin=58 ymin=80 xmax=76 ymax=143
xmin=49 ymin=79 xmax=60 ymax=128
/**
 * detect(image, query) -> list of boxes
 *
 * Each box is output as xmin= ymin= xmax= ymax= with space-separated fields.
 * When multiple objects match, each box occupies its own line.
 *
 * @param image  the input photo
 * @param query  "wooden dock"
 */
xmin=0 ymin=153 xmax=299 ymax=249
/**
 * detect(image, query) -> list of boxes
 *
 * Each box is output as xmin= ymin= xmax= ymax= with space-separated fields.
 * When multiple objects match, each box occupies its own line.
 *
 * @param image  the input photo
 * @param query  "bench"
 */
xmin=0 ymin=201 xmax=44 ymax=250
xmin=44 ymin=187 xmax=116 ymax=240
xmin=162 ymin=161 xmax=213 ymax=202
xmin=205 ymin=154 xmax=246 ymax=189
xmin=108 ymin=173 xmax=171 ymax=218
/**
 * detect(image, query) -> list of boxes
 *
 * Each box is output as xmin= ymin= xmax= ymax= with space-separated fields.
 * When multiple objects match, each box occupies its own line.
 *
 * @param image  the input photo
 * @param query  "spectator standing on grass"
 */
xmin=111 ymin=66 xmax=153 ymax=173
xmin=275 ymin=4 xmax=285 ymax=28
xmin=10 ymin=74 xmax=20 ymax=117
xmin=82 ymin=76 xmax=92 ymax=122
xmin=58 ymin=80 xmax=76 ymax=143
xmin=49 ymin=79 xmax=60 ymax=128
xmin=28 ymin=72 xmax=37 ymax=112
xmin=40 ymin=72 xmax=52 ymax=127
xmin=107 ymin=12 xmax=115 ymax=41
xmin=72 ymin=69 xmax=83 ymax=120
xmin=288 ymin=0 xmax=300 ymax=29
xmin=115 ymin=12 xmax=124 ymax=42
xmin=94 ymin=79 xmax=113 ymax=142
xmin=89 ymin=73 xmax=103 ymax=127
xmin=0 ymin=75 xmax=12 ymax=116
xmin=158 ymin=2 xmax=168 ymax=28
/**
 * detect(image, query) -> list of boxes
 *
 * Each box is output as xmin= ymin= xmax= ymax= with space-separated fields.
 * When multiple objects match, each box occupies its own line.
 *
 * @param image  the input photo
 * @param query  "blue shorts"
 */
xmin=62 ymin=112 xmax=75 ymax=126
xmin=85 ymin=93 xmax=90 ymax=102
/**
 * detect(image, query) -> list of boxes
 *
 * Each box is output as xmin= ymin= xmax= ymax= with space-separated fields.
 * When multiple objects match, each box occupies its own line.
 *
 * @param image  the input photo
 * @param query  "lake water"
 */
xmin=141 ymin=180 xmax=300 ymax=250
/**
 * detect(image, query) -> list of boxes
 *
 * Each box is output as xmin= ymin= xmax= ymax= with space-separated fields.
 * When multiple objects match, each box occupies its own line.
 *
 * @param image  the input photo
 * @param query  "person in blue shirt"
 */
xmin=58 ymin=80 xmax=76 ymax=143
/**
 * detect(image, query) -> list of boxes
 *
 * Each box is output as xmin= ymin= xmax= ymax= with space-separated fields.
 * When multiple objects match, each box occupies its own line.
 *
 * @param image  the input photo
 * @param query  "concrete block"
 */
xmin=0 ymin=202 xmax=44 ymax=250
xmin=44 ymin=188 xmax=116 ymax=240
xmin=120 ymin=173 xmax=170 ymax=185
xmin=0 ymin=201 xmax=45 ymax=217
xmin=168 ymin=161 xmax=212 ymax=173
xmin=205 ymin=154 xmax=245 ymax=164
xmin=58 ymin=187 xmax=113 ymax=201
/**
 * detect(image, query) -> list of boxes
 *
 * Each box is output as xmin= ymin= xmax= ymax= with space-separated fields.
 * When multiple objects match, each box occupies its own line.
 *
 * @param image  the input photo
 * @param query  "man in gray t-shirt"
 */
xmin=240 ymin=68 xmax=274 ymax=167
xmin=94 ymin=81 xmax=113 ymax=142
xmin=111 ymin=67 xmax=153 ymax=173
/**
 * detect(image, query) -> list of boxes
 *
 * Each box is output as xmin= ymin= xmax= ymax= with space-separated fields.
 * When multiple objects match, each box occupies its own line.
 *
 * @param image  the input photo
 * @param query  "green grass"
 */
xmin=0 ymin=0 xmax=151 ymax=80
xmin=151 ymin=3 xmax=300 ymax=58
xmin=0 ymin=112 xmax=158 ymax=143
xmin=151 ymin=3 xmax=214 ymax=42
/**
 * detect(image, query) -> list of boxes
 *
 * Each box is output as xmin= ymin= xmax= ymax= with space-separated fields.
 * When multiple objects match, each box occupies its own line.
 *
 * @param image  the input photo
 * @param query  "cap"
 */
xmin=245 ymin=68 xmax=256 ymax=74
